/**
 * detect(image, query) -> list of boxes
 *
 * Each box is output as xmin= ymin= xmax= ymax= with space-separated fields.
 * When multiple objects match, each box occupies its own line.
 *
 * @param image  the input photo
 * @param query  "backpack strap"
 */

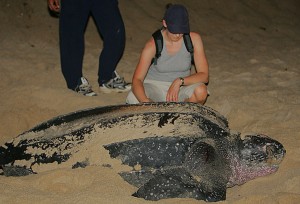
xmin=152 ymin=29 xmax=163 ymax=65
xmin=183 ymin=33 xmax=194 ymax=62
xmin=152 ymin=29 xmax=194 ymax=65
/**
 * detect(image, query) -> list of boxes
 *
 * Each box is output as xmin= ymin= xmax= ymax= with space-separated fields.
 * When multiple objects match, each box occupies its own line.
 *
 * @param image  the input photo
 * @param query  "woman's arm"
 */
xmin=182 ymin=32 xmax=209 ymax=85
xmin=131 ymin=38 xmax=156 ymax=102
xmin=166 ymin=32 xmax=209 ymax=102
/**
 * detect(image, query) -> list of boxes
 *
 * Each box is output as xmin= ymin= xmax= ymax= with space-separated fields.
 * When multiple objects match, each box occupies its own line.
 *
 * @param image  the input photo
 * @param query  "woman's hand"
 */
xmin=166 ymin=78 xmax=182 ymax=102
xmin=141 ymin=98 xmax=153 ymax=103
xmin=48 ymin=0 xmax=60 ymax=12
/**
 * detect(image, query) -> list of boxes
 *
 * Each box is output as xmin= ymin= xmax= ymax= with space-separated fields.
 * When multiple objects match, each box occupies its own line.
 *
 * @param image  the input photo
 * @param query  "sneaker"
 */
xmin=99 ymin=71 xmax=131 ymax=93
xmin=74 ymin=77 xmax=97 ymax=96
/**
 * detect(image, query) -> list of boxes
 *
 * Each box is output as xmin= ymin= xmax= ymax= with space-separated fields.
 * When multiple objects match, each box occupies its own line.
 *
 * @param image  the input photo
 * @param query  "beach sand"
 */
xmin=0 ymin=0 xmax=299 ymax=203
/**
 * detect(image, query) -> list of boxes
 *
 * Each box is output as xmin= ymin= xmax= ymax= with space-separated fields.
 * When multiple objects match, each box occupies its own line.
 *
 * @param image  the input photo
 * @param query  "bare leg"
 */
xmin=186 ymin=84 xmax=208 ymax=105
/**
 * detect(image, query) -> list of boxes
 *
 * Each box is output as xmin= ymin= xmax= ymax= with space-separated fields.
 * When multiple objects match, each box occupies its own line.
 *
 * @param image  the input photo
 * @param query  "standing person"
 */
xmin=48 ymin=0 xmax=130 ymax=96
xmin=126 ymin=4 xmax=209 ymax=104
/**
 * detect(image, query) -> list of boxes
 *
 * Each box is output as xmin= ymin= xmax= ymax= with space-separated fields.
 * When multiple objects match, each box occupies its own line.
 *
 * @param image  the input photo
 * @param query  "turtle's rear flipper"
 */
xmin=1 ymin=166 xmax=34 ymax=176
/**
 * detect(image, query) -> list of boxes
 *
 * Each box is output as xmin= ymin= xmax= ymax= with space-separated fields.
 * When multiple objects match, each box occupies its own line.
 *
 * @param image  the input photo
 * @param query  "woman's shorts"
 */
xmin=126 ymin=79 xmax=205 ymax=104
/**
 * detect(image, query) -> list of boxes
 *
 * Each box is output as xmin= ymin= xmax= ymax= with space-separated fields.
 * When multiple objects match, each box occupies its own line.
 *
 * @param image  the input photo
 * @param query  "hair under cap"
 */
xmin=164 ymin=4 xmax=190 ymax=34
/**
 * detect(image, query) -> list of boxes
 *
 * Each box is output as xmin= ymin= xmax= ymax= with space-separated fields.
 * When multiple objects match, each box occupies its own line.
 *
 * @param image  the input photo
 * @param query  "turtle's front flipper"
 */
xmin=132 ymin=168 xmax=206 ymax=201
xmin=184 ymin=140 xmax=228 ymax=202
xmin=198 ymin=182 xmax=226 ymax=202
xmin=132 ymin=173 xmax=227 ymax=202
xmin=104 ymin=136 xmax=197 ymax=168
xmin=119 ymin=170 xmax=155 ymax=188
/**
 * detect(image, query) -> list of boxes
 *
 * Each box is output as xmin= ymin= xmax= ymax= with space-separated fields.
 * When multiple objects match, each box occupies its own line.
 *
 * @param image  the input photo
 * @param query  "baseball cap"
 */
xmin=164 ymin=4 xmax=190 ymax=34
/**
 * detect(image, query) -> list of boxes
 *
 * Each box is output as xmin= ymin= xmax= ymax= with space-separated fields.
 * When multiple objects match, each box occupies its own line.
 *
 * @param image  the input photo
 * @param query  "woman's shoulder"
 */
xmin=147 ymin=36 xmax=156 ymax=45
xmin=140 ymin=37 xmax=156 ymax=57
xmin=189 ymin=32 xmax=202 ymax=41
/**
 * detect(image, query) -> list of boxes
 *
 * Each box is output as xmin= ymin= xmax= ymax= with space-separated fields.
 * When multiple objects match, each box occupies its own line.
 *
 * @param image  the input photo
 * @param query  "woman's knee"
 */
xmin=194 ymin=84 xmax=208 ymax=98
xmin=126 ymin=91 xmax=139 ymax=104
xmin=189 ymin=84 xmax=208 ymax=104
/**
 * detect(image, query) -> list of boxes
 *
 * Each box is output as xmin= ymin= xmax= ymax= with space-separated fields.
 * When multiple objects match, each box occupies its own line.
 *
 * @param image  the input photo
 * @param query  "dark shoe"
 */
xmin=74 ymin=77 xmax=97 ymax=96
xmin=99 ymin=71 xmax=131 ymax=93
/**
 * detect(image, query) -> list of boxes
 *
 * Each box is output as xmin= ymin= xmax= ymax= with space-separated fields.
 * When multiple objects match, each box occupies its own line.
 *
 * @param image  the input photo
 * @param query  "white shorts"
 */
xmin=126 ymin=79 xmax=205 ymax=104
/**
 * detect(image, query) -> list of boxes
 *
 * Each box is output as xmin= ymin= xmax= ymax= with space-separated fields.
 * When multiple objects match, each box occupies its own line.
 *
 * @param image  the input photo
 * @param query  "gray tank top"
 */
xmin=145 ymin=34 xmax=192 ymax=82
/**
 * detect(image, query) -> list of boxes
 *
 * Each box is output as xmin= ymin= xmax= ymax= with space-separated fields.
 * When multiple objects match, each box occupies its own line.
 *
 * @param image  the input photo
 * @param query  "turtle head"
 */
xmin=228 ymin=133 xmax=286 ymax=186
xmin=241 ymin=133 xmax=286 ymax=167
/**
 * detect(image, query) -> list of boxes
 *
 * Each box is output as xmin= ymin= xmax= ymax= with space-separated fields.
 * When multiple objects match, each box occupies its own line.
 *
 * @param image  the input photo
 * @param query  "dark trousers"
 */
xmin=59 ymin=0 xmax=125 ymax=89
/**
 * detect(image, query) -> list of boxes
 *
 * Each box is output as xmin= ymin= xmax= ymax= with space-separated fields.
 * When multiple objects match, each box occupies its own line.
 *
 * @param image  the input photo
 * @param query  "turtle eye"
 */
xmin=266 ymin=145 xmax=274 ymax=162
xmin=265 ymin=143 xmax=286 ymax=165
xmin=266 ymin=145 xmax=274 ymax=156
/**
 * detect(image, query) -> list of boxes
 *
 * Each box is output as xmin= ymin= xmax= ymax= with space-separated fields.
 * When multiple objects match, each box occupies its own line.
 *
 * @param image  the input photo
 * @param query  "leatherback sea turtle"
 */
xmin=0 ymin=102 xmax=285 ymax=202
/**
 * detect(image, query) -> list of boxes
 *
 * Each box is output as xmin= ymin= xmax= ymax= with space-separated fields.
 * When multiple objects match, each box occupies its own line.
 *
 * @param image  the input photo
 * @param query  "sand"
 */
xmin=0 ymin=0 xmax=299 ymax=203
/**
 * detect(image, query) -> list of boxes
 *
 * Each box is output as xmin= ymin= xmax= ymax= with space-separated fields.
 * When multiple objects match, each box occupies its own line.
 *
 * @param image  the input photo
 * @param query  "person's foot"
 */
xmin=74 ymin=77 xmax=97 ymax=96
xmin=99 ymin=71 xmax=131 ymax=93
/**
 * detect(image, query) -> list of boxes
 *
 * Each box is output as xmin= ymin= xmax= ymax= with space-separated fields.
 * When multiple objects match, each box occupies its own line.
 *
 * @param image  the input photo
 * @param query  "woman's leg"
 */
xmin=126 ymin=81 xmax=170 ymax=104
xmin=187 ymin=84 xmax=208 ymax=104
xmin=179 ymin=83 xmax=208 ymax=105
